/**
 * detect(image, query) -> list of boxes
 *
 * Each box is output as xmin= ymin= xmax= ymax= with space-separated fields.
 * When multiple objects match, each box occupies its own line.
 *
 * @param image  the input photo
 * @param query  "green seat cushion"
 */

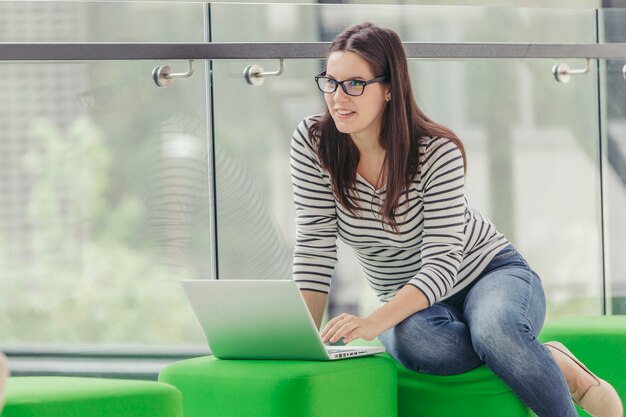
xmin=3 ymin=377 xmax=183 ymax=417
xmin=347 ymin=338 xmax=529 ymax=417
xmin=382 ymin=353 xmax=530 ymax=417
xmin=540 ymin=315 xmax=626 ymax=417
xmin=159 ymin=355 xmax=397 ymax=417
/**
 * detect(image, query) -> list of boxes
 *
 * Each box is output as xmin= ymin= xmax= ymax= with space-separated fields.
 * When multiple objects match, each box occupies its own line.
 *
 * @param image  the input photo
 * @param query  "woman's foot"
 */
xmin=546 ymin=341 xmax=623 ymax=417
xmin=0 ymin=352 xmax=8 ymax=412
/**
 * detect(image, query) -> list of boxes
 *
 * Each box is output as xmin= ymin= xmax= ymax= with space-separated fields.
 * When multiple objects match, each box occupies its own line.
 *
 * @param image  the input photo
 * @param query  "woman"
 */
xmin=290 ymin=22 xmax=622 ymax=417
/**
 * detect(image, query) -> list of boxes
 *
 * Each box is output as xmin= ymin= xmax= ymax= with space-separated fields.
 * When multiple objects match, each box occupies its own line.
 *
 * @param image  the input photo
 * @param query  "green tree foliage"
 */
xmin=0 ymin=118 xmax=203 ymax=344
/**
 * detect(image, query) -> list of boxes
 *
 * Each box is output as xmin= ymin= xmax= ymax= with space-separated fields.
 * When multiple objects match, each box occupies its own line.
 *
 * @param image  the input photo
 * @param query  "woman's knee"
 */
xmin=467 ymin=299 xmax=538 ymax=362
xmin=380 ymin=307 xmax=482 ymax=375
xmin=465 ymin=268 xmax=546 ymax=360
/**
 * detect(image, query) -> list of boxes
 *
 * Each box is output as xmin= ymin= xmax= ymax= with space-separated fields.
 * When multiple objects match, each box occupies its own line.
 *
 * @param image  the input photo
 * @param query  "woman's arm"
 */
xmin=290 ymin=117 xmax=338 ymax=321
xmin=407 ymin=138 xmax=466 ymax=305
xmin=321 ymin=284 xmax=429 ymax=344
xmin=301 ymin=290 xmax=328 ymax=330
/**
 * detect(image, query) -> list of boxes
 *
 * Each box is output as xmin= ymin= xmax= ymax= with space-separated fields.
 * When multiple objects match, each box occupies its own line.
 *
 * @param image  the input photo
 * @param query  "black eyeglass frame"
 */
xmin=314 ymin=71 xmax=387 ymax=97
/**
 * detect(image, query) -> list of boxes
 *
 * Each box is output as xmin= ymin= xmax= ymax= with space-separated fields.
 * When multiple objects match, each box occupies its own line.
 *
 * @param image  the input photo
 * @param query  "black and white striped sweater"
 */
xmin=291 ymin=116 xmax=509 ymax=306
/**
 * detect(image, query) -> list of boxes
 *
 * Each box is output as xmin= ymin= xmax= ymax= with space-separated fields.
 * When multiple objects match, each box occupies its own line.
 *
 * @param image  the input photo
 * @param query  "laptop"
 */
xmin=181 ymin=279 xmax=386 ymax=361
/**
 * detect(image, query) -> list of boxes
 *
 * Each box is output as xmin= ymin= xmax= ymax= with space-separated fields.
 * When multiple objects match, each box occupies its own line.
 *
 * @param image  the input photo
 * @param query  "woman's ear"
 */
xmin=385 ymin=90 xmax=391 ymax=102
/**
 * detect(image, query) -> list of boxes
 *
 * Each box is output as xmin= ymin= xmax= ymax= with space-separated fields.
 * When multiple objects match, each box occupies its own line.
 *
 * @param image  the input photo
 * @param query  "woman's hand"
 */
xmin=320 ymin=286 xmax=430 ymax=345
xmin=320 ymin=313 xmax=383 ymax=345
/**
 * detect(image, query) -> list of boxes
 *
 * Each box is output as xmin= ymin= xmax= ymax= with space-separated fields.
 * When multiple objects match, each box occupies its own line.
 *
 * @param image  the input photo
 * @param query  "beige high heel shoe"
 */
xmin=0 ymin=352 xmax=8 ymax=412
xmin=545 ymin=341 xmax=623 ymax=417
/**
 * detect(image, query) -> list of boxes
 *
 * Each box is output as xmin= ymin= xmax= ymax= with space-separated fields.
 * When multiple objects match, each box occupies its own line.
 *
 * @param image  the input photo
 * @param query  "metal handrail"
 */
xmin=1 ymin=42 xmax=626 ymax=61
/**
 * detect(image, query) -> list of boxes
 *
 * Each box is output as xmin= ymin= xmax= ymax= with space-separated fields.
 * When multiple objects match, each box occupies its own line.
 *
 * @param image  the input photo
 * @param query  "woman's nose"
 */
xmin=333 ymin=86 xmax=350 ymax=102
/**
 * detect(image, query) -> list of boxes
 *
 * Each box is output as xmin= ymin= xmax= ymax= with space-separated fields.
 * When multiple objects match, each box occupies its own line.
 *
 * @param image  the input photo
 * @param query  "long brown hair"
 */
xmin=309 ymin=22 xmax=466 ymax=231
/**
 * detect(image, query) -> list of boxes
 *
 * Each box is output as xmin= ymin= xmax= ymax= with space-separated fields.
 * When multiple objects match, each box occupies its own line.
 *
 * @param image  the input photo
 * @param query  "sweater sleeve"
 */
xmin=290 ymin=118 xmax=338 ymax=294
xmin=406 ymin=138 xmax=466 ymax=305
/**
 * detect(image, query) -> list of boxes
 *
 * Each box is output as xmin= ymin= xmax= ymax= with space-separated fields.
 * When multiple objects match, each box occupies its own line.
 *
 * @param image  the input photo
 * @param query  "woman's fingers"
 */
xmin=329 ymin=321 xmax=361 ymax=343
xmin=320 ymin=314 xmax=348 ymax=340
xmin=321 ymin=318 xmax=348 ymax=342
xmin=330 ymin=321 xmax=360 ymax=343
xmin=321 ymin=314 xmax=361 ymax=343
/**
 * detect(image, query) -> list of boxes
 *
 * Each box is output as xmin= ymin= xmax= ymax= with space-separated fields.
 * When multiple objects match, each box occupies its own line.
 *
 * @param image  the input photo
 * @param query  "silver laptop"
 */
xmin=181 ymin=279 xmax=386 ymax=361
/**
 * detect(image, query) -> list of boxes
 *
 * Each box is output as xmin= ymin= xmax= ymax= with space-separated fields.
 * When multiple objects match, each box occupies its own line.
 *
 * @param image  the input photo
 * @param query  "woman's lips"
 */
xmin=335 ymin=109 xmax=356 ymax=120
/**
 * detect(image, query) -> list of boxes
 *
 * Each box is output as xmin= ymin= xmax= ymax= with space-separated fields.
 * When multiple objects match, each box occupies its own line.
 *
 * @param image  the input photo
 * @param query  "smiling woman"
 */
xmin=318 ymin=52 xmax=389 ymax=146
xmin=290 ymin=22 xmax=623 ymax=417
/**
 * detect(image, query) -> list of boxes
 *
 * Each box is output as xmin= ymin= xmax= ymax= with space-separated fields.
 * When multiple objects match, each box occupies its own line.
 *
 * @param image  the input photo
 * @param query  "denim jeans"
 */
xmin=379 ymin=245 xmax=577 ymax=417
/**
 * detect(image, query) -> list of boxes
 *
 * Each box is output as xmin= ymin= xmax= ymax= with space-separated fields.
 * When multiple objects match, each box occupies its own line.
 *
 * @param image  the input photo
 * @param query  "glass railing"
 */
xmin=0 ymin=1 xmax=212 ymax=377
xmin=0 ymin=1 xmax=625 ymax=379
xmin=600 ymin=7 xmax=626 ymax=316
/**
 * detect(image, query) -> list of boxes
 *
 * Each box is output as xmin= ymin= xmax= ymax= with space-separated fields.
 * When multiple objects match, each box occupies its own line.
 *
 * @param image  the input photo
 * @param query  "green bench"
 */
xmin=2 ymin=377 xmax=183 ymax=417
xmin=159 ymin=355 xmax=398 ymax=417
xmin=539 ymin=315 xmax=626 ymax=417
xmin=159 ymin=353 xmax=530 ymax=417
xmin=391 ymin=354 xmax=530 ymax=417
xmin=159 ymin=315 xmax=626 ymax=417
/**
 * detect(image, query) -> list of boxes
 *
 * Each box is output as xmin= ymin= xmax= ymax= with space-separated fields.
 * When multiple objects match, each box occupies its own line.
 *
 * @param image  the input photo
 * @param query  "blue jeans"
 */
xmin=379 ymin=245 xmax=577 ymax=417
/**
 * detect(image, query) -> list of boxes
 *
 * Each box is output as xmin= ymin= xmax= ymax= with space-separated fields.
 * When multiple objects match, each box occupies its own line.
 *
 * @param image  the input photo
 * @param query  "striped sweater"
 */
xmin=291 ymin=116 xmax=509 ymax=306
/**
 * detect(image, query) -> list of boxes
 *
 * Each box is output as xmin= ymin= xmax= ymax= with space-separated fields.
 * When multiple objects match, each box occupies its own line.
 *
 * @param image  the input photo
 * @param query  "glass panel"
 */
xmin=210 ymin=3 xmax=597 ymax=43
xmin=210 ymin=3 xmax=602 ymax=320
xmin=0 ymin=1 xmax=210 ymax=356
xmin=599 ymin=8 xmax=626 ymax=315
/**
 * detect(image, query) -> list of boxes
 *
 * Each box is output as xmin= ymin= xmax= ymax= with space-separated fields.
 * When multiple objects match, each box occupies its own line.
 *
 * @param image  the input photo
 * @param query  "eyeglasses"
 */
xmin=314 ymin=71 xmax=387 ymax=97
